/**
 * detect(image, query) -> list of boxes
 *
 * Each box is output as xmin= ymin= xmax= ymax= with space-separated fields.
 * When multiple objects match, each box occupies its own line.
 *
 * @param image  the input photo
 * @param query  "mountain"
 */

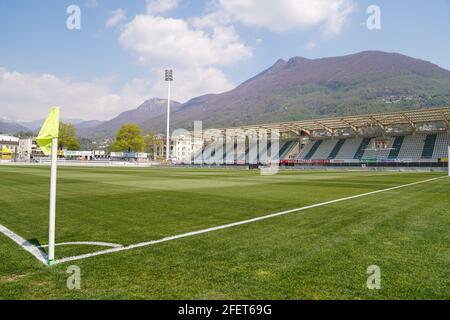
xmin=133 ymin=51 xmax=450 ymax=133
xmin=14 ymin=119 xmax=44 ymax=132
xmin=12 ymin=51 xmax=449 ymax=138
xmin=75 ymin=120 xmax=104 ymax=130
xmin=78 ymin=98 xmax=181 ymax=137
xmin=13 ymin=118 xmax=94 ymax=133
xmin=0 ymin=120 xmax=30 ymax=135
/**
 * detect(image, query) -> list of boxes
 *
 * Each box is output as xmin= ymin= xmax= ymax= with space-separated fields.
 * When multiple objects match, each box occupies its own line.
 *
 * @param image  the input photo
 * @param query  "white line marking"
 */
xmin=53 ymin=176 xmax=447 ymax=265
xmin=0 ymin=224 xmax=48 ymax=265
xmin=38 ymin=242 xmax=123 ymax=249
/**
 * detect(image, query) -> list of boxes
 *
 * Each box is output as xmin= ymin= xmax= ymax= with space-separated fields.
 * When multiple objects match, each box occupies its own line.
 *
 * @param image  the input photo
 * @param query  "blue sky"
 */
xmin=1 ymin=0 xmax=449 ymax=121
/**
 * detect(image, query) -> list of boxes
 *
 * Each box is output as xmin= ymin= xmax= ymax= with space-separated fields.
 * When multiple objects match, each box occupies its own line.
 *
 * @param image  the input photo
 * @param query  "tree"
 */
xmin=144 ymin=133 xmax=164 ymax=159
xmin=110 ymin=123 xmax=145 ymax=152
xmin=79 ymin=137 xmax=94 ymax=151
xmin=59 ymin=122 xmax=80 ymax=150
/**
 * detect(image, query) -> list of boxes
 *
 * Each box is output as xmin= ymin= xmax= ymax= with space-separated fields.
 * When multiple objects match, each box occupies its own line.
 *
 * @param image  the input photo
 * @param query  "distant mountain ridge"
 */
xmin=3 ymin=51 xmax=450 ymax=138
xmin=0 ymin=120 xmax=29 ymax=134
xmin=78 ymin=98 xmax=181 ymax=138
xmin=0 ymin=118 xmax=98 ymax=135
xmin=136 ymin=50 xmax=450 ymax=133
xmin=81 ymin=51 xmax=449 ymax=137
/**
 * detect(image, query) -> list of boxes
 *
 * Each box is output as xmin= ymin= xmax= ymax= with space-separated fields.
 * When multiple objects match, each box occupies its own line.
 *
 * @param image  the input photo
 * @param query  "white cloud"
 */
xmin=106 ymin=9 xmax=127 ymax=28
xmin=0 ymin=68 xmax=148 ymax=121
xmin=147 ymin=0 xmax=179 ymax=14
xmin=217 ymin=0 xmax=354 ymax=34
xmin=118 ymin=13 xmax=251 ymax=102
xmin=0 ymin=66 xmax=232 ymax=121
xmin=119 ymin=15 xmax=251 ymax=68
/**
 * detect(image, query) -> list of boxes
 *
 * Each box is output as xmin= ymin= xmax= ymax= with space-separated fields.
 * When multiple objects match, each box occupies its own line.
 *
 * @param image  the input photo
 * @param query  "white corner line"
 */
xmin=38 ymin=242 xmax=123 ymax=249
xmin=0 ymin=224 xmax=48 ymax=265
xmin=53 ymin=175 xmax=447 ymax=265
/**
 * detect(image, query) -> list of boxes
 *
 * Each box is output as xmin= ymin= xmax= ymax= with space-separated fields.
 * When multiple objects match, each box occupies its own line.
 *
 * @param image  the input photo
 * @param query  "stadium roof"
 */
xmin=216 ymin=107 xmax=450 ymax=136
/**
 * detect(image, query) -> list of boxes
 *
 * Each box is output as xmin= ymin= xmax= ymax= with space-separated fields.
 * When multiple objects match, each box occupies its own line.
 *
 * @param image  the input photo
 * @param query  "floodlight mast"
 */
xmin=165 ymin=70 xmax=173 ymax=162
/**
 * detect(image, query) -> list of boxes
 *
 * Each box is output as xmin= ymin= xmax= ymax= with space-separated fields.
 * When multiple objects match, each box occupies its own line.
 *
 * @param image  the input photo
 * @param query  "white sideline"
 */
xmin=0 ymin=224 xmax=48 ymax=265
xmin=52 ymin=175 xmax=447 ymax=265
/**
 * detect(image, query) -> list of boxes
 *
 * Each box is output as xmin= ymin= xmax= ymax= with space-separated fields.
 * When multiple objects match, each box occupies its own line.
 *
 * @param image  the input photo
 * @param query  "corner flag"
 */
xmin=36 ymin=107 xmax=60 ymax=156
xmin=37 ymin=107 xmax=60 ymax=266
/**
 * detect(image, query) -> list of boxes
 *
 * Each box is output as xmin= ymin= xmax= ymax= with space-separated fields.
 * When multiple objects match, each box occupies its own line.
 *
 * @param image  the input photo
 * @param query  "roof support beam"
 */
xmin=314 ymin=121 xmax=333 ymax=133
xmin=402 ymin=114 xmax=416 ymax=131
xmin=440 ymin=111 xmax=449 ymax=131
xmin=280 ymin=126 xmax=300 ymax=136
xmin=290 ymin=124 xmax=310 ymax=136
xmin=340 ymin=119 xmax=359 ymax=134
xmin=369 ymin=116 xmax=386 ymax=132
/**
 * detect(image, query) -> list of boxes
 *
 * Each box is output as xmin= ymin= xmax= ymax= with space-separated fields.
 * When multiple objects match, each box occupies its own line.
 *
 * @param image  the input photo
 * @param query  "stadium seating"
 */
xmin=396 ymin=134 xmax=427 ymax=160
xmin=292 ymin=133 xmax=449 ymax=162
xmin=422 ymin=134 xmax=437 ymax=159
xmin=304 ymin=140 xmax=322 ymax=160
xmin=334 ymin=138 xmax=363 ymax=160
xmin=279 ymin=141 xmax=296 ymax=159
xmin=433 ymin=133 xmax=450 ymax=159
xmin=311 ymin=139 xmax=339 ymax=160
xmin=328 ymin=139 xmax=345 ymax=159
xmin=388 ymin=136 xmax=404 ymax=159
xmin=362 ymin=139 xmax=393 ymax=160
xmin=297 ymin=140 xmax=318 ymax=160
xmin=354 ymin=138 xmax=372 ymax=160
xmin=193 ymin=132 xmax=449 ymax=164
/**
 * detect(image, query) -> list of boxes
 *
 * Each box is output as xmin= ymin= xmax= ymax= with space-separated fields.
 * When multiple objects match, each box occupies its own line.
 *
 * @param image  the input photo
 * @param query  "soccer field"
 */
xmin=0 ymin=165 xmax=449 ymax=299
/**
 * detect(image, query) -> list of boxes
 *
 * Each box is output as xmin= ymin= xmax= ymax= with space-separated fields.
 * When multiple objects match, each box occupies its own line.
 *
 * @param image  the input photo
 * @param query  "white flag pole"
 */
xmin=165 ymin=69 xmax=173 ymax=162
xmin=48 ymin=137 xmax=58 ymax=265
xmin=166 ymin=80 xmax=171 ymax=161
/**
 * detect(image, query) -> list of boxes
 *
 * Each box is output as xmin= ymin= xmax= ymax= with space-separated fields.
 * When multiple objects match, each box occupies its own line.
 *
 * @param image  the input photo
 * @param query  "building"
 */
xmin=173 ymin=135 xmax=192 ymax=163
xmin=0 ymin=135 xmax=19 ymax=161
xmin=0 ymin=135 xmax=19 ymax=152
xmin=0 ymin=135 xmax=48 ymax=162
xmin=17 ymin=138 xmax=34 ymax=162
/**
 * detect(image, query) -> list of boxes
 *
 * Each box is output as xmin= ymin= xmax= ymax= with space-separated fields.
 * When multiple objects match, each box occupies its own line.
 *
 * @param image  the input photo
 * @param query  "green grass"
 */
xmin=0 ymin=165 xmax=449 ymax=299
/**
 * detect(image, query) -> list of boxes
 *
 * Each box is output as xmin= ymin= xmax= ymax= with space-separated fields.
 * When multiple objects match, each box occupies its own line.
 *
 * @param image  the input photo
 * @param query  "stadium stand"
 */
xmin=188 ymin=107 xmax=449 ymax=166
xmin=422 ymin=134 xmax=437 ymax=159
xmin=388 ymin=136 xmax=404 ymax=159
xmin=297 ymin=140 xmax=316 ymax=160
xmin=302 ymin=140 xmax=323 ymax=160
xmin=334 ymin=138 xmax=363 ymax=160
xmin=279 ymin=141 xmax=296 ymax=159
xmin=310 ymin=139 xmax=339 ymax=160
xmin=397 ymin=134 xmax=427 ymax=160
xmin=293 ymin=133 xmax=450 ymax=161
xmin=362 ymin=139 xmax=393 ymax=160
xmin=433 ymin=133 xmax=450 ymax=159
xmin=354 ymin=138 xmax=372 ymax=160
xmin=328 ymin=139 xmax=346 ymax=159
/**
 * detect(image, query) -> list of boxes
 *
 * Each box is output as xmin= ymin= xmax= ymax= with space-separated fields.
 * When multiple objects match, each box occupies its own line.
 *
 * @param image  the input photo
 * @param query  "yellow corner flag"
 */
xmin=36 ymin=107 xmax=60 ymax=156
